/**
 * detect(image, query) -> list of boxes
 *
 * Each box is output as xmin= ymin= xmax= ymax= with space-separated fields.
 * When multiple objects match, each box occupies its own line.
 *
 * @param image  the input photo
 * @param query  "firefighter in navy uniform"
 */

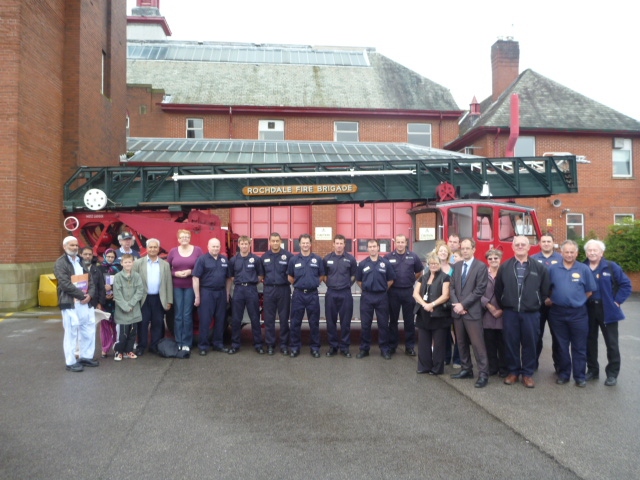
xmin=228 ymin=236 xmax=265 ymax=354
xmin=356 ymin=239 xmax=396 ymax=359
xmin=322 ymin=234 xmax=358 ymax=358
xmin=261 ymin=232 xmax=294 ymax=355
xmin=287 ymin=234 xmax=325 ymax=358
xmin=386 ymin=234 xmax=423 ymax=356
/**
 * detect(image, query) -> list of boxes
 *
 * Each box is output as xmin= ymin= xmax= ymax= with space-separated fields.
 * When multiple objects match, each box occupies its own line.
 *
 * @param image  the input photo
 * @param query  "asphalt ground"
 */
xmin=1 ymin=296 xmax=639 ymax=480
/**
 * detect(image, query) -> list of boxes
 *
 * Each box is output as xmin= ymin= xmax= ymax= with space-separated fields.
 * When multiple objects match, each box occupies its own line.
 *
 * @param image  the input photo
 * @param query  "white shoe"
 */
xmin=182 ymin=346 xmax=190 ymax=352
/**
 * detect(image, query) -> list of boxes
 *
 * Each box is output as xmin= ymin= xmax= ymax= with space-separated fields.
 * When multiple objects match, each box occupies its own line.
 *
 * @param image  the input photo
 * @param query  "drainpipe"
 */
xmin=493 ymin=127 xmax=501 ymax=157
xmin=229 ymin=107 xmax=233 ymax=139
xmin=505 ymin=94 xmax=520 ymax=157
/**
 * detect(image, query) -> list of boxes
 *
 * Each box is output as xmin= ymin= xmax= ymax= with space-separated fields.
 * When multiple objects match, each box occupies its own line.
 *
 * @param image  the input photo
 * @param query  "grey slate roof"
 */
xmin=459 ymin=69 xmax=640 ymax=135
xmin=127 ymin=40 xmax=460 ymax=111
xmin=126 ymin=138 xmax=479 ymax=164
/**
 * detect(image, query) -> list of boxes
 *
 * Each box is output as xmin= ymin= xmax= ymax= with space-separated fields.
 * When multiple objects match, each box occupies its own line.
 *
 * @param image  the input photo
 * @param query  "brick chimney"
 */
xmin=491 ymin=39 xmax=519 ymax=102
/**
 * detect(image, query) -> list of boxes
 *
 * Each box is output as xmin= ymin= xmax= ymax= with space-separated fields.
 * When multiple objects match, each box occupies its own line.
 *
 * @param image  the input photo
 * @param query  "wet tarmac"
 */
xmin=1 ymin=297 xmax=639 ymax=480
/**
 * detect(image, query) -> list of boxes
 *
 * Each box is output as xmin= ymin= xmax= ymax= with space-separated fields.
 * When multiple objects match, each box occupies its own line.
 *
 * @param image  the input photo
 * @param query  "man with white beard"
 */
xmin=54 ymin=236 xmax=99 ymax=372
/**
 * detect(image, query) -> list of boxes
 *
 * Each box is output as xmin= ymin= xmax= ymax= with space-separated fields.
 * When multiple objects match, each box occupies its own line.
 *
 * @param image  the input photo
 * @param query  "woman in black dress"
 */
xmin=413 ymin=252 xmax=451 ymax=375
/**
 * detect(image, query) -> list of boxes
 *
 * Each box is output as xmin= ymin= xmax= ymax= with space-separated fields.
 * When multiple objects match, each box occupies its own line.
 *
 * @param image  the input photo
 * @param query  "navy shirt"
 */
xmin=357 ymin=256 xmax=396 ymax=293
xmin=385 ymin=250 xmax=423 ymax=288
xmin=287 ymin=253 xmax=325 ymax=289
xmin=192 ymin=253 xmax=230 ymax=289
xmin=261 ymin=249 xmax=293 ymax=285
xmin=229 ymin=253 xmax=264 ymax=284
xmin=531 ymin=251 xmax=563 ymax=268
xmin=323 ymin=252 xmax=358 ymax=290
xmin=548 ymin=261 xmax=597 ymax=308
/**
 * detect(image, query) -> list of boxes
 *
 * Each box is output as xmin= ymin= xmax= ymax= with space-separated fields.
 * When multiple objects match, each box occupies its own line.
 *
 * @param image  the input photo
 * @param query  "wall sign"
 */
xmin=242 ymin=184 xmax=358 ymax=196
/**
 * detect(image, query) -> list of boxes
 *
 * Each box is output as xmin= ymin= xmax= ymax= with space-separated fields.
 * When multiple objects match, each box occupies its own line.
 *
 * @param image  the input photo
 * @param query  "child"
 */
xmin=113 ymin=254 xmax=144 ymax=361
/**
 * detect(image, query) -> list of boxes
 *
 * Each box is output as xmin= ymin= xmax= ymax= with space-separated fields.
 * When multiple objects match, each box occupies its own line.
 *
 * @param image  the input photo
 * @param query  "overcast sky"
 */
xmin=127 ymin=0 xmax=639 ymax=120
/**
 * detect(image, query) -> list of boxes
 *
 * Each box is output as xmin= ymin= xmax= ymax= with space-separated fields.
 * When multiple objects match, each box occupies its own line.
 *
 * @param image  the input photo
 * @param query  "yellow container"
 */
xmin=38 ymin=274 xmax=58 ymax=307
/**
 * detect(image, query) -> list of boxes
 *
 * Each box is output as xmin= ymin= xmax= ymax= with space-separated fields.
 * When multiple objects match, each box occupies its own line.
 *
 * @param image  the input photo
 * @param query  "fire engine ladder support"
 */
xmin=63 ymin=156 xmax=578 ymax=211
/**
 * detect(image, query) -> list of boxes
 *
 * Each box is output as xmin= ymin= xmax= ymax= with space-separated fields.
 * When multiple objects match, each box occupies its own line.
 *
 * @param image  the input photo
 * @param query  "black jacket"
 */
xmin=494 ymin=257 xmax=550 ymax=313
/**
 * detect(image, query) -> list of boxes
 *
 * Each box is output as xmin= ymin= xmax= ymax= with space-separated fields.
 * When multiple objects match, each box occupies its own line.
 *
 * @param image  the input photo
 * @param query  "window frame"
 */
xmin=407 ymin=123 xmax=432 ymax=147
xmin=186 ymin=118 xmax=204 ymax=139
xmin=614 ymin=214 xmax=634 ymax=224
xmin=612 ymin=138 xmax=633 ymax=178
xmin=334 ymin=121 xmax=359 ymax=142
xmin=259 ymin=120 xmax=285 ymax=140
xmin=566 ymin=213 xmax=584 ymax=240
xmin=514 ymin=136 xmax=536 ymax=157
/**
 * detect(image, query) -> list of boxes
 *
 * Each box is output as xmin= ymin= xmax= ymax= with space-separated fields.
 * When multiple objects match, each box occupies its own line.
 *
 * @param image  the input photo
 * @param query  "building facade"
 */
xmin=0 ymin=0 xmax=127 ymax=310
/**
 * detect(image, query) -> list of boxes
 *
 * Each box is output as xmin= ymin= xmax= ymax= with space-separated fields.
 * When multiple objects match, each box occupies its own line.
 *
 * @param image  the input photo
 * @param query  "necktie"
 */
xmin=461 ymin=262 xmax=468 ymax=288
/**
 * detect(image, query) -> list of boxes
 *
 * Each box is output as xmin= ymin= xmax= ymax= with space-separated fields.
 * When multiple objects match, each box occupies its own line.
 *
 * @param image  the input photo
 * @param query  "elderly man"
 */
xmin=193 ymin=238 xmax=232 ymax=356
xmin=531 ymin=233 xmax=563 ymax=372
xmin=386 ymin=234 xmax=423 ymax=356
xmin=54 ymin=236 xmax=98 ymax=372
xmin=449 ymin=238 xmax=490 ymax=388
xmin=133 ymin=238 xmax=173 ymax=355
xmin=228 ymin=235 xmax=265 ymax=355
xmin=495 ymin=236 xmax=550 ymax=388
xmin=546 ymin=240 xmax=597 ymax=387
xmin=115 ymin=231 xmax=140 ymax=262
xmin=583 ymin=239 xmax=632 ymax=386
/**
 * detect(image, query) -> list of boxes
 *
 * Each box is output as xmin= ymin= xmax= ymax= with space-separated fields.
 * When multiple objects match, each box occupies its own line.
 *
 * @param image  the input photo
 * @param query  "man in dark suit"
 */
xmin=449 ymin=238 xmax=490 ymax=387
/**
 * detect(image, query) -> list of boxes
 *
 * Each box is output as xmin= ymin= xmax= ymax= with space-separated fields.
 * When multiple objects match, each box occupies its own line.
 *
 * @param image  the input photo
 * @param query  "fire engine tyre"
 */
xmin=63 ymin=216 xmax=80 ymax=232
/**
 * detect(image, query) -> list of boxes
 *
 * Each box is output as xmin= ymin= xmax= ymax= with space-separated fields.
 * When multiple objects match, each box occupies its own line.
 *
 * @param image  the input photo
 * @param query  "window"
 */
xmin=613 ymin=138 xmax=632 ymax=177
xmin=253 ymin=238 xmax=269 ymax=253
xmin=476 ymin=207 xmax=493 ymax=241
xmin=448 ymin=207 xmax=473 ymax=240
xmin=186 ymin=118 xmax=203 ymax=138
xmin=356 ymin=239 xmax=391 ymax=253
xmin=407 ymin=123 xmax=432 ymax=147
xmin=101 ymin=51 xmax=105 ymax=95
xmin=125 ymin=115 xmax=130 ymax=138
xmin=614 ymin=214 xmax=634 ymax=224
xmin=334 ymin=121 xmax=359 ymax=142
xmin=259 ymin=120 xmax=284 ymax=140
xmin=566 ymin=213 xmax=584 ymax=240
xmin=514 ymin=136 xmax=535 ymax=157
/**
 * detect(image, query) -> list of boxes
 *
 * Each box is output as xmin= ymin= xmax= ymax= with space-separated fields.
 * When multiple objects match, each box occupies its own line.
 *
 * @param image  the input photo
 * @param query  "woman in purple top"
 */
xmin=167 ymin=229 xmax=203 ymax=352
xmin=481 ymin=248 xmax=507 ymax=377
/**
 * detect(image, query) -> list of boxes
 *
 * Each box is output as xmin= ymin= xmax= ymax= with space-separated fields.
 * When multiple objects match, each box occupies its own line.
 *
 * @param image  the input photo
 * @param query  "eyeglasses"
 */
xmin=487 ymin=257 xmax=500 ymax=261
xmin=428 ymin=263 xmax=440 ymax=266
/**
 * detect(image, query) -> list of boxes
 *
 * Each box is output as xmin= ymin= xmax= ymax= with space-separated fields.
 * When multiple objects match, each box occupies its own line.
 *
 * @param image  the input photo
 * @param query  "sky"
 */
xmin=127 ymin=0 xmax=639 ymax=120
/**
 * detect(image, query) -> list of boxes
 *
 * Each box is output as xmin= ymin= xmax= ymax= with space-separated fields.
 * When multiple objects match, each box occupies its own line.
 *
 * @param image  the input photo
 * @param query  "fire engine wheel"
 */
xmin=63 ymin=216 xmax=80 ymax=232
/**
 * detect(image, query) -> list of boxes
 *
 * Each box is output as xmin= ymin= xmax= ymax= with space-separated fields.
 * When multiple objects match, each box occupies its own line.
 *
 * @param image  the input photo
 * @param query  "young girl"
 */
xmin=99 ymin=249 xmax=121 ymax=357
xmin=113 ymin=254 xmax=144 ymax=361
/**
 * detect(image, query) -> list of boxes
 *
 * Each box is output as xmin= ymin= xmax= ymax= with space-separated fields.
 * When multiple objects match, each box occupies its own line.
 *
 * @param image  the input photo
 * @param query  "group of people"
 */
xmin=55 ymin=230 xmax=631 ymax=390
xmin=412 ymin=233 xmax=631 ymax=389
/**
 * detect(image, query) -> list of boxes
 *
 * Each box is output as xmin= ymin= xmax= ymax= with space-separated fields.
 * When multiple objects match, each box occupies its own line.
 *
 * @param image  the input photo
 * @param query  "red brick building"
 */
xmin=447 ymin=40 xmax=640 ymax=242
xmin=0 ymin=1 xmax=127 ymax=309
xmin=125 ymin=6 xmax=640 ymax=262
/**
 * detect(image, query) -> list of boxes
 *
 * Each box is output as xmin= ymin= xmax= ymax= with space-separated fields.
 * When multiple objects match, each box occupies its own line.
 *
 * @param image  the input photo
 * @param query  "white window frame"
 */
xmin=334 ymin=121 xmax=359 ymax=142
xmin=566 ymin=213 xmax=584 ymax=240
xmin=614 ymin=213 xmax=634 ymax=224
xmin=612 ymin=138 xmax=632 ymax=177
xmin=125 ymin=115 xmax=130 ymax=138
xmin=407 ymin=123 xmax=432 ymax=147
xmin=514 ymin=136 xmax=536 ymax=157
xmin=259 ymin=120 xmax=285 ymax=140
xmin=186 ymin=118 xmax=204 ymax=139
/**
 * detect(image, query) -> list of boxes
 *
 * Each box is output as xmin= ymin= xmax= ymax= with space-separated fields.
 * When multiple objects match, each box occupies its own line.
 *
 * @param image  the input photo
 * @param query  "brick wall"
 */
xmin=127 ymin=108 xmax=460 ymax=148
xmin=1 ymin=0 xmax=127 ymax=308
